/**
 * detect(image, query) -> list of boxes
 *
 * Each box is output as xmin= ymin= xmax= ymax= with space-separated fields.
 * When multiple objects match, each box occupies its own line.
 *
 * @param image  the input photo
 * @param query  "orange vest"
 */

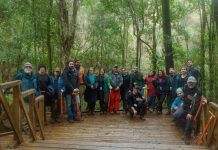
xmin=79 ymin=66 xmax=84 ymax=84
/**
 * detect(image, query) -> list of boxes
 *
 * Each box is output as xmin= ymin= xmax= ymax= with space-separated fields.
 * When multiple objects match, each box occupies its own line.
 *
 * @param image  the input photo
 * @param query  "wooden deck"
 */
xmin=0 ymin=112 xmax=209 ymax=150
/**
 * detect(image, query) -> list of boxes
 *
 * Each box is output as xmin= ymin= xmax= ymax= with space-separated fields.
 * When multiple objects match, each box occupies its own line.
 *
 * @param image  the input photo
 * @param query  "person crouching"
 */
xmin=127 ymin=84 xmax=146 ymax=120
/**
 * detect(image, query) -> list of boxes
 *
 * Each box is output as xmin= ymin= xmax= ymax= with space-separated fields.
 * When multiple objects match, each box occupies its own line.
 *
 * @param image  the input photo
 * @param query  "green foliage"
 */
xmin=0 ymin=0 xmax=217 ymax=102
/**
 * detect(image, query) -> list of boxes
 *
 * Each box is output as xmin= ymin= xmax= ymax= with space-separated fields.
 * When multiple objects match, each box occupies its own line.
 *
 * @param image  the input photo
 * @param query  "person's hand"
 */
xmin=109 ymin=86 xmax=112 ymax=90
xmin=186 ymin=114 xmax=192 ymax=120
xmin=115 ymin=87 xmax=119 ymax=90
xmin=136 ymin=98 xmax=142 ymax=101
xmin=174 ymin=106 xmax=178 ymax=110
xmin=61 ymin=89 xmax=64 ymax=93
xmin=91 ymin=85 xmax=93 ymax=89
xmin=133 ymin=109 xmax=137 ymax=115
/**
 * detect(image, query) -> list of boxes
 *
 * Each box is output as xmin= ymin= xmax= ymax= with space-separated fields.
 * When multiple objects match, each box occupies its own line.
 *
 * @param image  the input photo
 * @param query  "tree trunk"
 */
xmin=47 ymin=0 xmax=53 ymax=74
xmin=162 ymin=0 xmax=174 ymax=74
xmin=58 ymin=0 xmax=78 ymax=66
xmin=152 ymin=0 xmax=158 ymax=71
xmin=199 ymin=0 xmax=206 ymax=94
xmin=32 ymin=0 xmax=37 ymax=67
xmin=136 ymin=34 xmax=140 ymax=68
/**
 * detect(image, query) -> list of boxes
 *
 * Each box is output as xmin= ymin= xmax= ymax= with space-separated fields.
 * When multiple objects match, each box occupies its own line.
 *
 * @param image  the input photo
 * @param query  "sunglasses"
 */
xmin=25 ymin=66 xmax=32 ymax=69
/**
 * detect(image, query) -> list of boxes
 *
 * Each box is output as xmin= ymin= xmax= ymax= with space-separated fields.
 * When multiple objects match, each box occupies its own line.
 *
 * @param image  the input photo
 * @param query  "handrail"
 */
xmin=0 ymin=80 xmax=21 ymax=89
xmin=0 ymin=80 xmax=45 ymax=147
xmin=198 ymin=100 xmax=218 ymax=149
xmin=21 ymin=89 xmax=35 ymax=98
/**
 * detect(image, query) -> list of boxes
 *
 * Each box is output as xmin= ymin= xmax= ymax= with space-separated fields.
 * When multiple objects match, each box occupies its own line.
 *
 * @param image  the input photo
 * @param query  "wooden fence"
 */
xmin=0 ymin=80 xmax=45 ymax=147
xmin=197 ymin=99 xmax=218 ymax=149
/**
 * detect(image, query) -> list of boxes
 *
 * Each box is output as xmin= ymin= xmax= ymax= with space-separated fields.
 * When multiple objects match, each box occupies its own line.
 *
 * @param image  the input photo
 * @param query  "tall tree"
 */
xmin=46 ymin=0 xmax=53 ymax=73
xmin=57 ymin=0 xmax=79 ymax=65
xmin=162 ymin=0 xmax=174 ymax=73
xmin=199 ymin=0 xmax=207 ymax=94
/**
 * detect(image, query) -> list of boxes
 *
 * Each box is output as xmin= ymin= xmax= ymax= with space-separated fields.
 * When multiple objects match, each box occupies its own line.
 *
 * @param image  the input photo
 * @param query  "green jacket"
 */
xmin=130 ymin=71 xmax=144 ymax=90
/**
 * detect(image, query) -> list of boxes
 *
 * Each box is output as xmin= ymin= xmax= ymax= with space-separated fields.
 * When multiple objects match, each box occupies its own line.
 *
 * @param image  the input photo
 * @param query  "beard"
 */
xmin=24 ymin=69 xmax=32 ymax=75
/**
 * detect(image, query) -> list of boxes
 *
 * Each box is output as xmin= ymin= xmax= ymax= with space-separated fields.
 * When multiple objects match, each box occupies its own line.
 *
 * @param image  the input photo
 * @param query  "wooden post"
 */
xmin=0 ymin=90 xmax=24 ymax=144
xmin=13 ymin=86 xmax=21 ymax=130
xmin=35 ymin=95 xmax=45 ymax=140
xmin=18 ymin=87 xmax=37 ymax=141
xmin=29 ymin=94 xmax=36 ymax=130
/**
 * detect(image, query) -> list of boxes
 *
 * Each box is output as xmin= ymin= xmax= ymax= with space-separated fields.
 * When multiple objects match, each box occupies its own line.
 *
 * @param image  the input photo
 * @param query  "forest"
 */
xmin=0 ymin=0 xmax=218 ymax=102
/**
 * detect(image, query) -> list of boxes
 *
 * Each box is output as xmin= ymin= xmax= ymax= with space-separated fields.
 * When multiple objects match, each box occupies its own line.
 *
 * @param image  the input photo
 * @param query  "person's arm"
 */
xmin=189 ymin=91 xmax=202 ymax=116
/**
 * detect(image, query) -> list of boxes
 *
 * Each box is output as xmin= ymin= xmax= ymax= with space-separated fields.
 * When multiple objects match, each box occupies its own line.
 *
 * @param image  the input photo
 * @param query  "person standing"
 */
xmin=63 ymin=60 xmax=79 ymax=123
xmin=75 ymin=60 xmax=85 ymax=110
xmin=120 ymin=68 xmax=131 ymax=113
xmin=153 ymin=70 xmax=167 ymax=114
xmin=108 ymin=64 xmax=123 ymax=114
xmin=84 ymin=67 xmax=98 ymax=115
xmin=177 ymin=67 xmax=189 ymax=88
xmin=144 ymin=70 xmax=156 ymax=112
xmin=186 ymin=60 xmax=200 ymax=83
xmin=166 ymin=67 xmax=179 ymax=115
xmin=130 ymin=66 xmax=144 ymax=97
xmin=37 ymin=64 xmax=52 ymax=122
xmin=96 ymin=68 xmax=106 ymax=114
xmin=13 ymin=62 xmax=40 ymax=132
xmin=50 ymin=67 xmax=65 ymax=123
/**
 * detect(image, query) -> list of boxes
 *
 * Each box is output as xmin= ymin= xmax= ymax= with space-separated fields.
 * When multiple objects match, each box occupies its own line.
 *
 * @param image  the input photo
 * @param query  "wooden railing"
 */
xmin=197 ymin=100 xmax=218 ymax=149
xmin=0 ymin=80 xmax=45 ymax=147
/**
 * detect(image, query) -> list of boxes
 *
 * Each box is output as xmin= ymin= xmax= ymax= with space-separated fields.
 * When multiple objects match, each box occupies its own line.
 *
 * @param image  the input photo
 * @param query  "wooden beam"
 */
xmin=21 ymin=89 xmax=35 ymax=98
xmin=0 ymin=131 xmax=14 ymax=137
xmin=18 ymin=93 xmax=37 ymax=141
xmin=35 ymin=95 xmax=44 ymax=103
xmin=209 ymin=102 xmax=218 ymax=111
xmin=0 ymin=90 xmax=24 ymax=144
xmin=34 ymin=102 xmax=45 ymax=140
xmin=0 ymin=80 xmax=21 ymax=90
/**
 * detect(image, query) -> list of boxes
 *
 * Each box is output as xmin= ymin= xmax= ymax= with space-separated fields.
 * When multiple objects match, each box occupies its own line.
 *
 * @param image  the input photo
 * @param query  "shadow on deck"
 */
xmin=0 ymin=112 xmax=209 ymax=150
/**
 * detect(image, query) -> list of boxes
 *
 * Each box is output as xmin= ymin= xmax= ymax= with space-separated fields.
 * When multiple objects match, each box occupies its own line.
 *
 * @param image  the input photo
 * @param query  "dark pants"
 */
xmin=51 ymin=92 xmax=60 ymax=120
xmin=147 ymin=96 xmax=156 ymax=110
xmin=120 ymin=90 xmax=129 ymax=112
xmin=174 ymin=107 xmax=193 ymax=138
xmin=97 ymin=89 xmax=106 ymax=112
xmin=156 ymin=94 xmax=166 ymax=112
xmin=167 ymin=93 xmax=176 ymax=112
xmin=86 ymin=89 xmax=97 ymax=112
xmin=128 ymin=101 xmax=147 ymax=118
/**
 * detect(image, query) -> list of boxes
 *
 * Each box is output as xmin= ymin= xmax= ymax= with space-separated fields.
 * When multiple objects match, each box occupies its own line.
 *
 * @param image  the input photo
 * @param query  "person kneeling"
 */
xmin=127 ymin=85 xmax=146 ymax=120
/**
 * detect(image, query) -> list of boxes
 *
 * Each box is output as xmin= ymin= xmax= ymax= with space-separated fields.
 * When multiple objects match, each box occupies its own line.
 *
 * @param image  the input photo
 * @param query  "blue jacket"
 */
xmin=171 ymin=97 xmax=182 ymax=111
xmin=50 ymin=75 xmax=66 ymax=93
xmin=13 ymin=71 xmax=40 ymax=101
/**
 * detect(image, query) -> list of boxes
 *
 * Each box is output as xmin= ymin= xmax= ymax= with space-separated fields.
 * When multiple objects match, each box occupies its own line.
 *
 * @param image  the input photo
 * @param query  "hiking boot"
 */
xmin=68 ymin=119 xmax=75 ymax=123
xmin=114 ymin=111 xmax=119 ymax=115
xmin=50 ymin=119 xmax=56 ymax=124
xmin=55 ymin=118 xmax=61 ymax=123
xmin=165 ymin=111 xmax=171 ymax=115
xmin=129 ymin=110 xmax=134 ymax=118
xmin=140 ymin=116 xmax=145 ymax=120
xmin=184 ymin=137 xmax=191 ymax=145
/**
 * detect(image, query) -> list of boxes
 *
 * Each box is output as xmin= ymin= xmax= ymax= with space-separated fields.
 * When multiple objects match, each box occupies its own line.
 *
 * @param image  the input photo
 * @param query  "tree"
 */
xmin=162 ymin=0 xmax=174 ymax=73
xmin=57 ymin=0 xmax=79 ymax=65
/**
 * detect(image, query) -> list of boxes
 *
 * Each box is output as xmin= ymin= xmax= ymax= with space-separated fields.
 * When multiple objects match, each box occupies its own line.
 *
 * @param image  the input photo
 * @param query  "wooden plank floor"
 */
xmin=0 ymin=112 xmax=209 ymax=150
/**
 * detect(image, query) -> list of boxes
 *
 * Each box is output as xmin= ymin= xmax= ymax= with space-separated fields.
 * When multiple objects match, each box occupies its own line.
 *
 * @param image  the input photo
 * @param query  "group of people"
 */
xmin=13 ymin=59 xmax=202 ymax=145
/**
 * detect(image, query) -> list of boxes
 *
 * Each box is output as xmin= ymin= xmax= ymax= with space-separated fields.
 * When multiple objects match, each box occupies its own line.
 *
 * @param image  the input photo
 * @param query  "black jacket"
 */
xmin=153 ymin=77 xmax=168 ymax=95
xmin=63 ymin=67 xmax=79 ymax=94
xmin=182 ymin=85 xmax=202 ymax=116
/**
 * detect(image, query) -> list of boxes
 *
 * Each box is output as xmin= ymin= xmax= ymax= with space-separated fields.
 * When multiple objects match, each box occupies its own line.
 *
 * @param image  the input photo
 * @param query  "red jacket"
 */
xmin=145 ymin=75 xmax=156 ymax=96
